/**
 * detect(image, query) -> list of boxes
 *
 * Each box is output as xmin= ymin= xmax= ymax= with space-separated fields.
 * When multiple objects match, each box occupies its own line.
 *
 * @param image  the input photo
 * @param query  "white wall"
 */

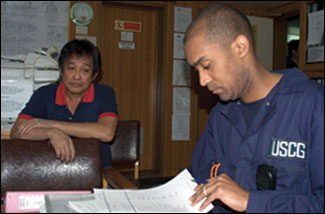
xmin=247 ymin=16 xmax=274 ymax=71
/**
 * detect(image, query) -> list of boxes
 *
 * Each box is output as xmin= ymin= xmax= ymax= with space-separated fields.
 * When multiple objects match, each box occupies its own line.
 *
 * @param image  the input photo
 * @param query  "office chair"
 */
xmin=102 ymin=120 xmax=140 ymax=189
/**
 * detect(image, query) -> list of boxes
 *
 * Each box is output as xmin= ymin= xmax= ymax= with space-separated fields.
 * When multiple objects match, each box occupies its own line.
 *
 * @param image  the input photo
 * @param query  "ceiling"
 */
xmin=214 ymin=1 xmax=294 ymax=10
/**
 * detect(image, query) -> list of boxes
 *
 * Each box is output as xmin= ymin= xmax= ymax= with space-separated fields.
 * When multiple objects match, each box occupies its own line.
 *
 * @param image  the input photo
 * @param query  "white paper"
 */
xmin=307 ymin=10 xmax=324 ymax=45
xmin=76 ymin=26 xmax=88 ymax=35
xmin=173 ymin=33 xmax=185 ymax=59
xmin=68 ymin=200 xmax=99 ymax=213
xmin=173 ymin=60 xmax=191 ymax=86
xmin=1 ymin=80 xmax=33 ymax=120
xmin=1 ymin=1 xmax=69 ymax=56
xmin=307 ymin=45 xmax=324 ymax=63
xmin=121 ymin=31 xmax=134 ymax=41
xmin=174 ymin=6 xmax=192 ymax=32
xmin=118 ymin=42 xmax=135 ymax=50
xmin=75 ymin=35 xmax=97 ymax=46
xmin=69 ymin=169 xmax=213 ymax=213
xmin=173 ymin=87 xmax=191 ymax=114
xmin=94 ymin=190 xmax=135 ymax=213
xmin=172 ymin=114 xmax=191 ymax=141
xmin=43 ymin=194 xmax=95 ymax=213
xmin=19 ymin=195 xmax=45 ymax=210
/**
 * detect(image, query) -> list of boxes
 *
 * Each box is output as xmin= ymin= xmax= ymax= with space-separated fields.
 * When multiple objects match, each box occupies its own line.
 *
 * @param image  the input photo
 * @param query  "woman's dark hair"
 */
xmin=57 ymin=39 xmax=102 ymax=83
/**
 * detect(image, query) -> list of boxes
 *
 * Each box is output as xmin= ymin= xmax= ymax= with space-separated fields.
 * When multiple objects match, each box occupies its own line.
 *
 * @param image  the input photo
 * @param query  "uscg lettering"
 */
xmin=270 ymin=139 xmax=306 ymax=159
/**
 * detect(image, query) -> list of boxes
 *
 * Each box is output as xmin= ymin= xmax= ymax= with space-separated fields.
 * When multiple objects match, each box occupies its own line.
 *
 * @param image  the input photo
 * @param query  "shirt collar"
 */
xmin=55 ymin=83 xmax=95 ymax=105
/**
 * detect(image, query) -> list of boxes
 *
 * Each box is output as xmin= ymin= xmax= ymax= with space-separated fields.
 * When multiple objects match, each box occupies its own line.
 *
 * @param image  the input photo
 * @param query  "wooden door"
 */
xmin=100 ymin=3 xmax=160 ymax=171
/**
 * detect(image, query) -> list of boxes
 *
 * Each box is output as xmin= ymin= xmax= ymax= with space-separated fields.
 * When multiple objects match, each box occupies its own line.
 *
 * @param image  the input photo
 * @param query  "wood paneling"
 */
xmin=100 ymin=3 xmax=160 ymax=171
xmin=273 ymin=19 xmax=288 ymax=70
xmin=69 ymin=1 xmax=100 ymax=43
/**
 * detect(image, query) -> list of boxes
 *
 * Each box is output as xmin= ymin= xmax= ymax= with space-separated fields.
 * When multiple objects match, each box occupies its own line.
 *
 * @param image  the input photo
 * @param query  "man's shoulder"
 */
xmin=275 ymin=68 xmax=323 ymax=95
xmin=93 ymin=83 xmax=115 ymax=93
xmin=33 ymin=83 xmax=58 ymax=96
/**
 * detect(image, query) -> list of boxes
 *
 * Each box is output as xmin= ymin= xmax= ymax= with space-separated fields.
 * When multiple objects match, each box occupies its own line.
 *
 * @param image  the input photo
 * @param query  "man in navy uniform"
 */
xmin=184 ymin=4 xmax=324 ymax=213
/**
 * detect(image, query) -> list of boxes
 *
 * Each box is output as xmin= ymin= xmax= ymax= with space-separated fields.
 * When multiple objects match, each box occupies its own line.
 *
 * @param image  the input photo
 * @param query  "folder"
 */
xmin=4 ymin=190 xmax=91 ymax=213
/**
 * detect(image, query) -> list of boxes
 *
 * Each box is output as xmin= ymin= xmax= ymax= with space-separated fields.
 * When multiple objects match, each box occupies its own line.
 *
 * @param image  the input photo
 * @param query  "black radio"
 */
xmin=256 ymin=164 xmax=277 ymax=190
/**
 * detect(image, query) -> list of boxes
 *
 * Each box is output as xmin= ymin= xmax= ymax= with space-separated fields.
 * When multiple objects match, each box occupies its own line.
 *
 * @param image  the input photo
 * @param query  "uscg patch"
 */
xmin=269 ymin=138 xmax=306 ymax=160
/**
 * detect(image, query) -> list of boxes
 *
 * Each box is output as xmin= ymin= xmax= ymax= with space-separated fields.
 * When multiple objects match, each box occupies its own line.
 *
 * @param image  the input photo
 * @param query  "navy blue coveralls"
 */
xmin=189 ymin=68 xmax=324 ymax=212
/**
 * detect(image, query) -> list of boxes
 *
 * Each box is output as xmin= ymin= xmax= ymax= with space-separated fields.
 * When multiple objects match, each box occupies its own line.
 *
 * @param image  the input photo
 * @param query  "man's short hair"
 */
xmin=287 ymin=39 xmax=299 ymax=57
xmin=58 ymin=39 xmax=102 ymax=82
xmin=184 ymin=4 xmax=254 ymax=49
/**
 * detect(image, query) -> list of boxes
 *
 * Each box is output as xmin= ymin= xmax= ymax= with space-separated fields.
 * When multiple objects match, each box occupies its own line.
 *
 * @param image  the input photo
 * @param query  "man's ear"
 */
xmin=231 ymin=35 xmax=250 ymax=59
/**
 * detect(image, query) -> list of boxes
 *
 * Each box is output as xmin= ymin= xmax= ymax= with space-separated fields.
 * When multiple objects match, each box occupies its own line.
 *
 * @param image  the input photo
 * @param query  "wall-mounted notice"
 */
xmin=173 ymin=60 xmax=191 ymax=86
xmin=307 ymin=10 xmax=324 ymax=46
xmin=174 ymin=6 xmax=192 ymax=33
xmin=173 ymin=87 xmax=191 ymax=114
xmin=1 ymin=80 xmax=33 ymax=120
xmin=173 ymin=33 xmax=185 ymax=59
xmin=114 ymin=20 xmax=142 ymax=32
xmin=172 ymin=114 xmax=190 ymax=141
xmin=172 ymin=87 xmax=191 ymax=141
xmin=75 ymin=35 xmax=97 ymax=46
xmin=118 ymin=42 xmax=135 ymax=50
xmin=1 ymin=1 xmax=69 ymax=57
xmin=121 ymin=31 xmax=134 ymax=41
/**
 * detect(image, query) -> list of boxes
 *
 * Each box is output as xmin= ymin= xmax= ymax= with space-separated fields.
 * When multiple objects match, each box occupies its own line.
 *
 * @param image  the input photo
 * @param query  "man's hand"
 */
xmin=47 ymin=128 xmax=76 ymax=163
xmin=17 ymin=118 xmax=54 ymax=136
xmin=189 ymin=173 xmax=249 ymax=212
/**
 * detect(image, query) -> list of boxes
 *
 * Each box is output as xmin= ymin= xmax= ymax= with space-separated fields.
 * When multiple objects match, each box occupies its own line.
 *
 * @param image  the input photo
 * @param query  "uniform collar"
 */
xmin=55 ymin=83 xmax=95 ymax=105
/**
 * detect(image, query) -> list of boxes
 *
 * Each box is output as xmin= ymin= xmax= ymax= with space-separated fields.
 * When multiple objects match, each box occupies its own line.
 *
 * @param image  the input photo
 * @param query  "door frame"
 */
xmin=273 ymin=11 xmax=299 ymax=70
xmin=99 ymin=1 xmax=167 ymax=176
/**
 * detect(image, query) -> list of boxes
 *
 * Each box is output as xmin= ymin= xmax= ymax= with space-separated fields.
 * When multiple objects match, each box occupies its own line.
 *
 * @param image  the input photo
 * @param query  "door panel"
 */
xmin=100 ymin=3 xmax=159 ymax=171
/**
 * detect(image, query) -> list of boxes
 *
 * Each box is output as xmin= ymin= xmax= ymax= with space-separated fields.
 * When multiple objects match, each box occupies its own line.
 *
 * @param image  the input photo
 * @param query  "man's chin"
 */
xmin=217 ymin=94 xmax=232 ymax=102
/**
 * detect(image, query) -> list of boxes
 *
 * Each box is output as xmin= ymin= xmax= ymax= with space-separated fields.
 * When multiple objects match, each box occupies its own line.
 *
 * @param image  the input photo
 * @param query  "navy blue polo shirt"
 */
xmin=19 ymin=83 xmax=118 ymax=167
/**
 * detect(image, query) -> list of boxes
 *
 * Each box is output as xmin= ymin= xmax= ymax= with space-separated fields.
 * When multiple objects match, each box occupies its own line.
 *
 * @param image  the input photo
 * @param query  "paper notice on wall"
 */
xmin=121 ymin=31 xmax=134 ymax=41
xmin=172 ymin=87 xmax=191 ymax=141
xmin=1 ymin=80 xmax=33 ymax=120
xmin=173 ymin=87 xmax=191 ymax=114
xmin=307 ymin=10 xmax=324 ymax=46
xmin=173 ymin=60 xmax=191 ymax=86
xmin=172 ymin=114 xmax=190 ymax=141
xmin=307 ymin=45 xmax=324 ymax=63
xmin=75 ymin=35 xmax=97 ymax=46
xmin=118 ymin=42 xmax=135 ymax=50
xmin=173 ymin=33 xmax=185 ymax=59
xmin=174 ymin=6 xmax=192 ymax=32
xmin=1 ymin=1 xmax=69 ymax=57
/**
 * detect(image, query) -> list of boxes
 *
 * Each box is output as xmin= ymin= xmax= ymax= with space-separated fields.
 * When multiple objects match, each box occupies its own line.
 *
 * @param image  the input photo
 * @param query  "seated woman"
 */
xmin=10 ymin=39 xmax=118 ymax=168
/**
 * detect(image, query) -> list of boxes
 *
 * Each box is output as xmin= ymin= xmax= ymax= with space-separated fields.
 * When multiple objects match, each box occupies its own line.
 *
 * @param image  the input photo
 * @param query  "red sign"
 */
xmin=115 ymin=20 xmax=142 ymax=32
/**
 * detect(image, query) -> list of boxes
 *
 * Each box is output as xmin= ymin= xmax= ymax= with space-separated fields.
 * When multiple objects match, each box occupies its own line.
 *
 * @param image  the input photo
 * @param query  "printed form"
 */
xmin=69 ymin=169 xmax=213 ymax=213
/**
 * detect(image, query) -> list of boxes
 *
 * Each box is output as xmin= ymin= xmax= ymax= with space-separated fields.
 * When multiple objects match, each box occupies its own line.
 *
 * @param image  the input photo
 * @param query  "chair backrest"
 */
xmin=110 ymin=120 xmax=140 ymax=168
xmin=1 ymin=138 xmax=102 ymax=199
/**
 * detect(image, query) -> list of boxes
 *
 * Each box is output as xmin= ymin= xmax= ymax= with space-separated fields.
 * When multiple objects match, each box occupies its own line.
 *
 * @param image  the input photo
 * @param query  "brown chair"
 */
xmin=102 ymin=120 xmax=140 ymax=189
xmin=1 ymin=138 xmax=103 ymax=200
